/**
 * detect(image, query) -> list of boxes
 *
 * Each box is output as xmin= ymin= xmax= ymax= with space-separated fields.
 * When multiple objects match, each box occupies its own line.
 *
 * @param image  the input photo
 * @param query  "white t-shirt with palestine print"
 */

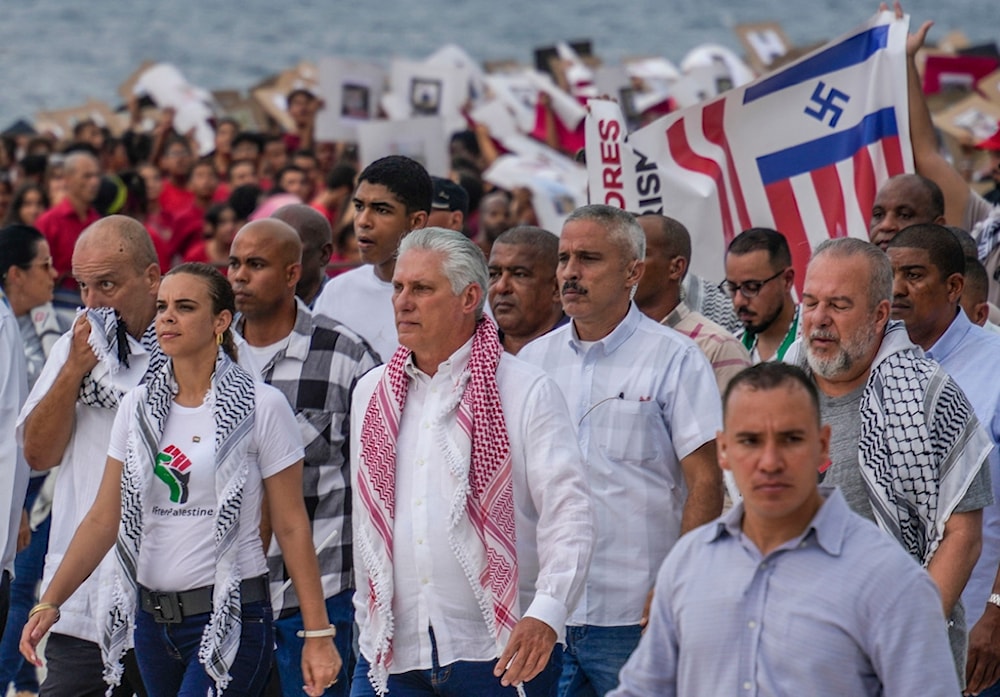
xmin=108 ymin=384 xmax=303 ymax=591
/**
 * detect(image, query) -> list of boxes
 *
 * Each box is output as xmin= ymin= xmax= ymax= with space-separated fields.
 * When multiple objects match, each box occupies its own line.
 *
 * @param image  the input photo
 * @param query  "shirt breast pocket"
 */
xmin=295 ymin=408 xmax=336 ymax=467
xmin=595 ymin=399 xmax=664 ymax=463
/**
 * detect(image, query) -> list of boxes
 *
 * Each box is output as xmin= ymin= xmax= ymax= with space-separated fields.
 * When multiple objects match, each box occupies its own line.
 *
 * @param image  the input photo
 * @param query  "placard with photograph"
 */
xmin=315 ymin=57 xmax=386 ymax=142
xmin=356 ymin=116 xmax=449 ymax=176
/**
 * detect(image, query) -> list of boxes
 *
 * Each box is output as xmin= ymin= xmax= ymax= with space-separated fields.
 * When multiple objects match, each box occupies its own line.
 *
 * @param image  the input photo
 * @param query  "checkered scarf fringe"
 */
xmin=974 ymin=204 xmax=1000 ymax=265
xmin=77 ymin=308 xmax=167 ymax=409
xmin=856 ymin=322 xmax=990 ymax=565
xmin=102 ymin=351 xmax=255 ymax=693
xmin=356 ymin=317 xmax=517 ymax=696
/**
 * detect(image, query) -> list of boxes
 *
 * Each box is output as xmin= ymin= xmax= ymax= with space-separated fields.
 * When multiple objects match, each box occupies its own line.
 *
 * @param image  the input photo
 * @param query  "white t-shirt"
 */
xmin=108 ymin=383 xmax=303 ymax=591
xmin=313 ymin=265 xmax=395 ymax=362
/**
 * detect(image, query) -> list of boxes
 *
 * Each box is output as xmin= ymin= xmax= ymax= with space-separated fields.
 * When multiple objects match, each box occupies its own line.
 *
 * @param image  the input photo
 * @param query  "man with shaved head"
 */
xmin=17 ymin=216 xmax=155 ymax=697
xmin=271 ymin=203 xmax=335 ymax=308
xmin=229 ymin=218 xmax=378 ymax=696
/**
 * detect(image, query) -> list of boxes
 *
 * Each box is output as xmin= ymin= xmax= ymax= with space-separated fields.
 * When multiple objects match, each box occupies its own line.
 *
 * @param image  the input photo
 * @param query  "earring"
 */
xmin=216 ymin=333 xmax=223 ymax=346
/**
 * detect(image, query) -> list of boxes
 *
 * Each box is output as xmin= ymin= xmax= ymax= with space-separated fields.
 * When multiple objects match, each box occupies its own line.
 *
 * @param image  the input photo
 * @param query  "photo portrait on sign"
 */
xmin=410 ymin=78 xmax=443 ymax=115
xmin=342 ymin=83 xmax=371 ymax=119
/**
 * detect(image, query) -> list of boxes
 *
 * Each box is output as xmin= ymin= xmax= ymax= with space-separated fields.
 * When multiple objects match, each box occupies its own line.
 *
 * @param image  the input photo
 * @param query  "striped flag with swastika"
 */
xmin=621 ymin=11 xmax=911 ymax=289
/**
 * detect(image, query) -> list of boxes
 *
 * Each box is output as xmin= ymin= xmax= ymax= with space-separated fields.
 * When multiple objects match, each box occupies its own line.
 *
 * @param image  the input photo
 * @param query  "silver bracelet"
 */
xmin=296 ymin=625 xmax=337 ymax=639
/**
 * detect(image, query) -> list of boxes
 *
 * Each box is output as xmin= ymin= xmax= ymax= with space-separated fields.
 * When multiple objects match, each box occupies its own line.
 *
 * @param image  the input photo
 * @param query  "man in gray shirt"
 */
xmin=790 ymin=237 xmax=992 ymax=687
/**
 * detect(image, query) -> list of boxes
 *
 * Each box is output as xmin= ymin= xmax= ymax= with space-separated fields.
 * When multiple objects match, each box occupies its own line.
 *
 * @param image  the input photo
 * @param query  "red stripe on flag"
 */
xmin=702 ymin=100 xmax=751 ymax=237
xmin=764 ymin=180 xmax=811 ymax=295
xmin=666 ymin=119 xmax=735 ymax=242
xmin=853 ymin=145 xmax=877 ymax=229
xmin=882 ymin=135 xmax=904 ymax=177
xmin=810 ymin=164 xmax=847 ymax=239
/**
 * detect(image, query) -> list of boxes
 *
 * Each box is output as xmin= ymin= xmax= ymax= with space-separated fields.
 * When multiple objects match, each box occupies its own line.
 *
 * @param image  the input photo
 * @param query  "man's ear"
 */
xmin=409 ymin=210 xmax=429 ymax=230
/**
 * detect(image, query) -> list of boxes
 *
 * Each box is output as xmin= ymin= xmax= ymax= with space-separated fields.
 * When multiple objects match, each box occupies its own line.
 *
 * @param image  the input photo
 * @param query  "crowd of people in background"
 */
xmin=2 ymin=3 xmax=1000 ymax=697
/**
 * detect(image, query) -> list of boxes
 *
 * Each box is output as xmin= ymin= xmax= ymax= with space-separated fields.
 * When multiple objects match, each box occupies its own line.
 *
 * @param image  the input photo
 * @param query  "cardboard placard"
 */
xmin=212 ymin=90 xmax=270 ymax=132
xmin=389 ymin=58 xmax=468 ymax=134
xmin=735 ymin=22 xmax=793 ymax=75
xmin=356 ymin=116 xmax=449 ymax=176
xmin=117 ymin=60 xmax=157 ymax=102
xmin=932 ymin=94 xmax=1000 ymax=146
xmin=34 ymin=99 xmax=127 ymax=139
xmin=315 ymin=57 xmax=386 ymax=142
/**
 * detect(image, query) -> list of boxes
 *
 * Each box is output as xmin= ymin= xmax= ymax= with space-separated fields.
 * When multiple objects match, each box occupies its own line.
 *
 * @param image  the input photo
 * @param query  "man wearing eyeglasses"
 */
xmin=519 ymin=205 xmax=723 ymax=697
xmin=721 ymin=228 xmax=798 ymax=363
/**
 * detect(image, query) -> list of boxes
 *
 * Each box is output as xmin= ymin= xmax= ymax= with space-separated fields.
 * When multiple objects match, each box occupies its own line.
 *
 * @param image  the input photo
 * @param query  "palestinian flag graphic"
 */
xmin=154 ymin=444 xmax=193 ymax=504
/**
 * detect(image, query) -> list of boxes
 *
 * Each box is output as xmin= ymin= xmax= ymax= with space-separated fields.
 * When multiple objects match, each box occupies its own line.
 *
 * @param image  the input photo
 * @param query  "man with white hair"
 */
xmin=519 ymin=204 xmax=723 ymax=696
xmin=789 ymin=236 xmax=992 ymax=688
xmin=350 ymin=228 xmax=593 ymax=696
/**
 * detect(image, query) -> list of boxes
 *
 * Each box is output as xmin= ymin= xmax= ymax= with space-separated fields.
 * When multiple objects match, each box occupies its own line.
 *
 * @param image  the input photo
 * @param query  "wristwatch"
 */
xmin=987 ymin=593 xmax=1000 ymax=609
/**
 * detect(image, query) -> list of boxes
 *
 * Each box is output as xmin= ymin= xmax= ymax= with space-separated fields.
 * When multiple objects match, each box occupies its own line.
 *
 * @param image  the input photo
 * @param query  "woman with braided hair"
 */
xmin=21 ymin=263 xmax=340 ymax=696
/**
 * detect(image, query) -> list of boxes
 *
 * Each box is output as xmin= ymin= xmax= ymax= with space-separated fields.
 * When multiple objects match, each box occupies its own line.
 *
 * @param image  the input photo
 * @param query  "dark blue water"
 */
xmin=0 ymin=0 xmax=995 ymax=128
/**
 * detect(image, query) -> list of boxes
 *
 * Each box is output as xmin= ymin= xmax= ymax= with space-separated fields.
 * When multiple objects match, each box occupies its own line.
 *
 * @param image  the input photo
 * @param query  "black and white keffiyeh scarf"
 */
xmin=848 ymin=322 xmax=990 ymax=565
xmin=974 ymin=204 xmax=1000 ymax=266
xmin=102 ymin=351 xmax=256 ymax=693
xmin=77 ymin=307 xmax=167 ymax=409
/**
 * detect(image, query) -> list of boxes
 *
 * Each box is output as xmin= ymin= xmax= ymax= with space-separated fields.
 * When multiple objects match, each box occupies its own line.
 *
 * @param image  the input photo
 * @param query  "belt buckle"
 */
xmin=151 ymin=591 xmax=182 ymax=624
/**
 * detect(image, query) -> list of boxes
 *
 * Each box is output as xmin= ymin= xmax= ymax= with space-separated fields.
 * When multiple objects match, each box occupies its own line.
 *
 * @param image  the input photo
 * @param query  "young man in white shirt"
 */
xmin=350 ymin=228 xmax=593 ymax=697
xmin=312 ymin=156 xmax=431 ymax=361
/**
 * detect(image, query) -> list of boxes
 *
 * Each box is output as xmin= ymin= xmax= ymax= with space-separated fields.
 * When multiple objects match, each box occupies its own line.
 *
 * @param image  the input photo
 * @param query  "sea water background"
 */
xmin=0 ymin=0 xmax=996 ymax=129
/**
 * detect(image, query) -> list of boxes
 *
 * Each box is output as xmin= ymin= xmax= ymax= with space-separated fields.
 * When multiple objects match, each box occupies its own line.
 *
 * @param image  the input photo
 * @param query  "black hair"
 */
xmin=357 ymin=155 xmax=432 ymax=215
xmin=0 ymin=224 xmax=45 ymax=289
xmin=723 ymin=362 xmax=821 ymax=426
xmin=888 ymin=223 xmax=966 ymax=279
xmin=228 ymin=184 xmax=262 ymax=221
xmin=3 ymin=183 xmax=49 ymax=226
xmin=727 ymin=227 xmax=792 ymax=269
xmin=325 ymin=163 xmax=357 ymax=191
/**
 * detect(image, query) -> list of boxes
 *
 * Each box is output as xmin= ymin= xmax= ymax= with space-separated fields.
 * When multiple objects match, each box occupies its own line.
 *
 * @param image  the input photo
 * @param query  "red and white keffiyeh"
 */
xmin=356 ymin=317 xmax=517 ymax=695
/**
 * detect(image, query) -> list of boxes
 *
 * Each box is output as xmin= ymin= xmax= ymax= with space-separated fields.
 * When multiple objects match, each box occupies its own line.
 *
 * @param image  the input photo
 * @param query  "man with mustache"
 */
xmin=885 ymin=224 xmax=1000 ymax=696
xmin=487 ymin=226 xmax=566 ymax=355
xmin=519 ymin=204 xmax=723 ymax=697
xmin=313 ymin=156 xmax=432 ymax=361
xmin=789 ymin=236 xmax=992 ymax=689
xmin=722 ymin=228 xmax=798 ymax=363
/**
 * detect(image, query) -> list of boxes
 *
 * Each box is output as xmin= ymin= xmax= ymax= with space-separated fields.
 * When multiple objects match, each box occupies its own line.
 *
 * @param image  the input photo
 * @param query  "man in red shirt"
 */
xmin=34 ymin=151 xmax=101 ymax=301
xmin=157 ymin=137 xmax=195 ymax=217
xmin=170 ymin=159 xmax=220 ymax=263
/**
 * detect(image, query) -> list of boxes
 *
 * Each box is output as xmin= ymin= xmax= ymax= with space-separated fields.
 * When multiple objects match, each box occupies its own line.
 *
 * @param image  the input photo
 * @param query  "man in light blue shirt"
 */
xmin=610 ymin=362 xmax=959 ymax=697
xmin=887 ymin=224 xmax=1000 ymax=696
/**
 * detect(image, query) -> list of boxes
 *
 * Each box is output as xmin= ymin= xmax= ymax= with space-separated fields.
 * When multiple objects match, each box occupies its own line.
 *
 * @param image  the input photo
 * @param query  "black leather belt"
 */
xmin=139 ymin=575 xmax=269 ymax=624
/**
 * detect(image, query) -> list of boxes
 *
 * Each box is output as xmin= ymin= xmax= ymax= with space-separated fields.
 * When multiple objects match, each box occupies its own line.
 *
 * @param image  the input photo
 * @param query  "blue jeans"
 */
xmin=0 ymin=475 xmax=51 ymax=692
xmin=273 ymin=589 xmax=355 ymax=696
xmin=134 ymin=598 xmax=273 ymax=697
xmin=557 ymin=625 xmax=642 ymax=697
xmin=977 ymin=679 xmax=1000 ymax=696
xmin=349 ymin=628 xmax=561 ymax=697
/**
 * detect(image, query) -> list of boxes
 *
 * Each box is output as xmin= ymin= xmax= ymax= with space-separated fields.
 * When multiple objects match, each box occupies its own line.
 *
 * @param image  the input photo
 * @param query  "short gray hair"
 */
xmin=810 ymin=237 xmax=892 ymax=310
xmin=398 ymin=227 xmax=489 ymax=318
xmin=565 ymin=204 xmax=645 ymax=262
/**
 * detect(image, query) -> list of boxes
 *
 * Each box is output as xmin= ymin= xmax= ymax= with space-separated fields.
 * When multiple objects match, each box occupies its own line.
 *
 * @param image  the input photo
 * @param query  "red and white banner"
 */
xmin=586 ymin=11 xmax=913 ymax=287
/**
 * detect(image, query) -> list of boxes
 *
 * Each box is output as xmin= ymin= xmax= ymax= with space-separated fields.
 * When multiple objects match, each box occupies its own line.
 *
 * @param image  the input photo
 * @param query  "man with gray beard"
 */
xmin=786 ymin=237 xmax=992 ymax=689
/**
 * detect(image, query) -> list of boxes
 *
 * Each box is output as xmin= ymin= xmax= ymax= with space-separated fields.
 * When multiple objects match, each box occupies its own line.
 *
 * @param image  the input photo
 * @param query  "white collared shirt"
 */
xmin=519 ymin=303 xmax=722 ymax=626
xmin=16 ymin=331 xmax=153 ymax=643
xmin=351 ymin=338 xmax=593 ymax=673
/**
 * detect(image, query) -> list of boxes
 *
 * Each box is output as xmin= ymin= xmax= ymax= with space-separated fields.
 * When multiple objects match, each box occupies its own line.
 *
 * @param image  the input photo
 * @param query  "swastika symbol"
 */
xmin=804 ymin=81 xmax=850 ymax=128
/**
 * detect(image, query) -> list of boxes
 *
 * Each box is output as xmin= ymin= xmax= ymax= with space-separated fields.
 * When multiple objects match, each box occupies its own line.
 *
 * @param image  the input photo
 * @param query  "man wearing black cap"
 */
xmin=426 ymin=176 xmax=469 ymax=233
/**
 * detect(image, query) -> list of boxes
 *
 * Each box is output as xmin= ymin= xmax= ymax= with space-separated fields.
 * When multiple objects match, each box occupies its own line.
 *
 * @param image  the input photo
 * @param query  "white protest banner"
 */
xmin=315 ymin=57 xmax=385 ymax=142
xmin=134 ymin=63 xmax=216 ymax=155
xmin=356 ymin=116 xmax=449 ymax=176
xmin=625 ymin=11 xmax=912 ymax=285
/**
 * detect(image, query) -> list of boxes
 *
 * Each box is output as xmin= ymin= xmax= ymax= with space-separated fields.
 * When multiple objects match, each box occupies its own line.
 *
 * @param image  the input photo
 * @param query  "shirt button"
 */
xmin=759 ymin=562 xmax=768 ymax=570
xmin=421 ymin=578 xmax=429 ymax=585
xmin=417 ymin=458 xmax=425 ymax=466
xmin=423 ymin=422 xmax=430 ymax=429
xmin=747 ymin=620 xmax=756 ymax=629
xmin=415 ymin=499 xmax=423 ymax=506
xmin=743 ymin=681 xmax=752 ymax=690
xmin=416 ymin=538 xmax=423 ymax=545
